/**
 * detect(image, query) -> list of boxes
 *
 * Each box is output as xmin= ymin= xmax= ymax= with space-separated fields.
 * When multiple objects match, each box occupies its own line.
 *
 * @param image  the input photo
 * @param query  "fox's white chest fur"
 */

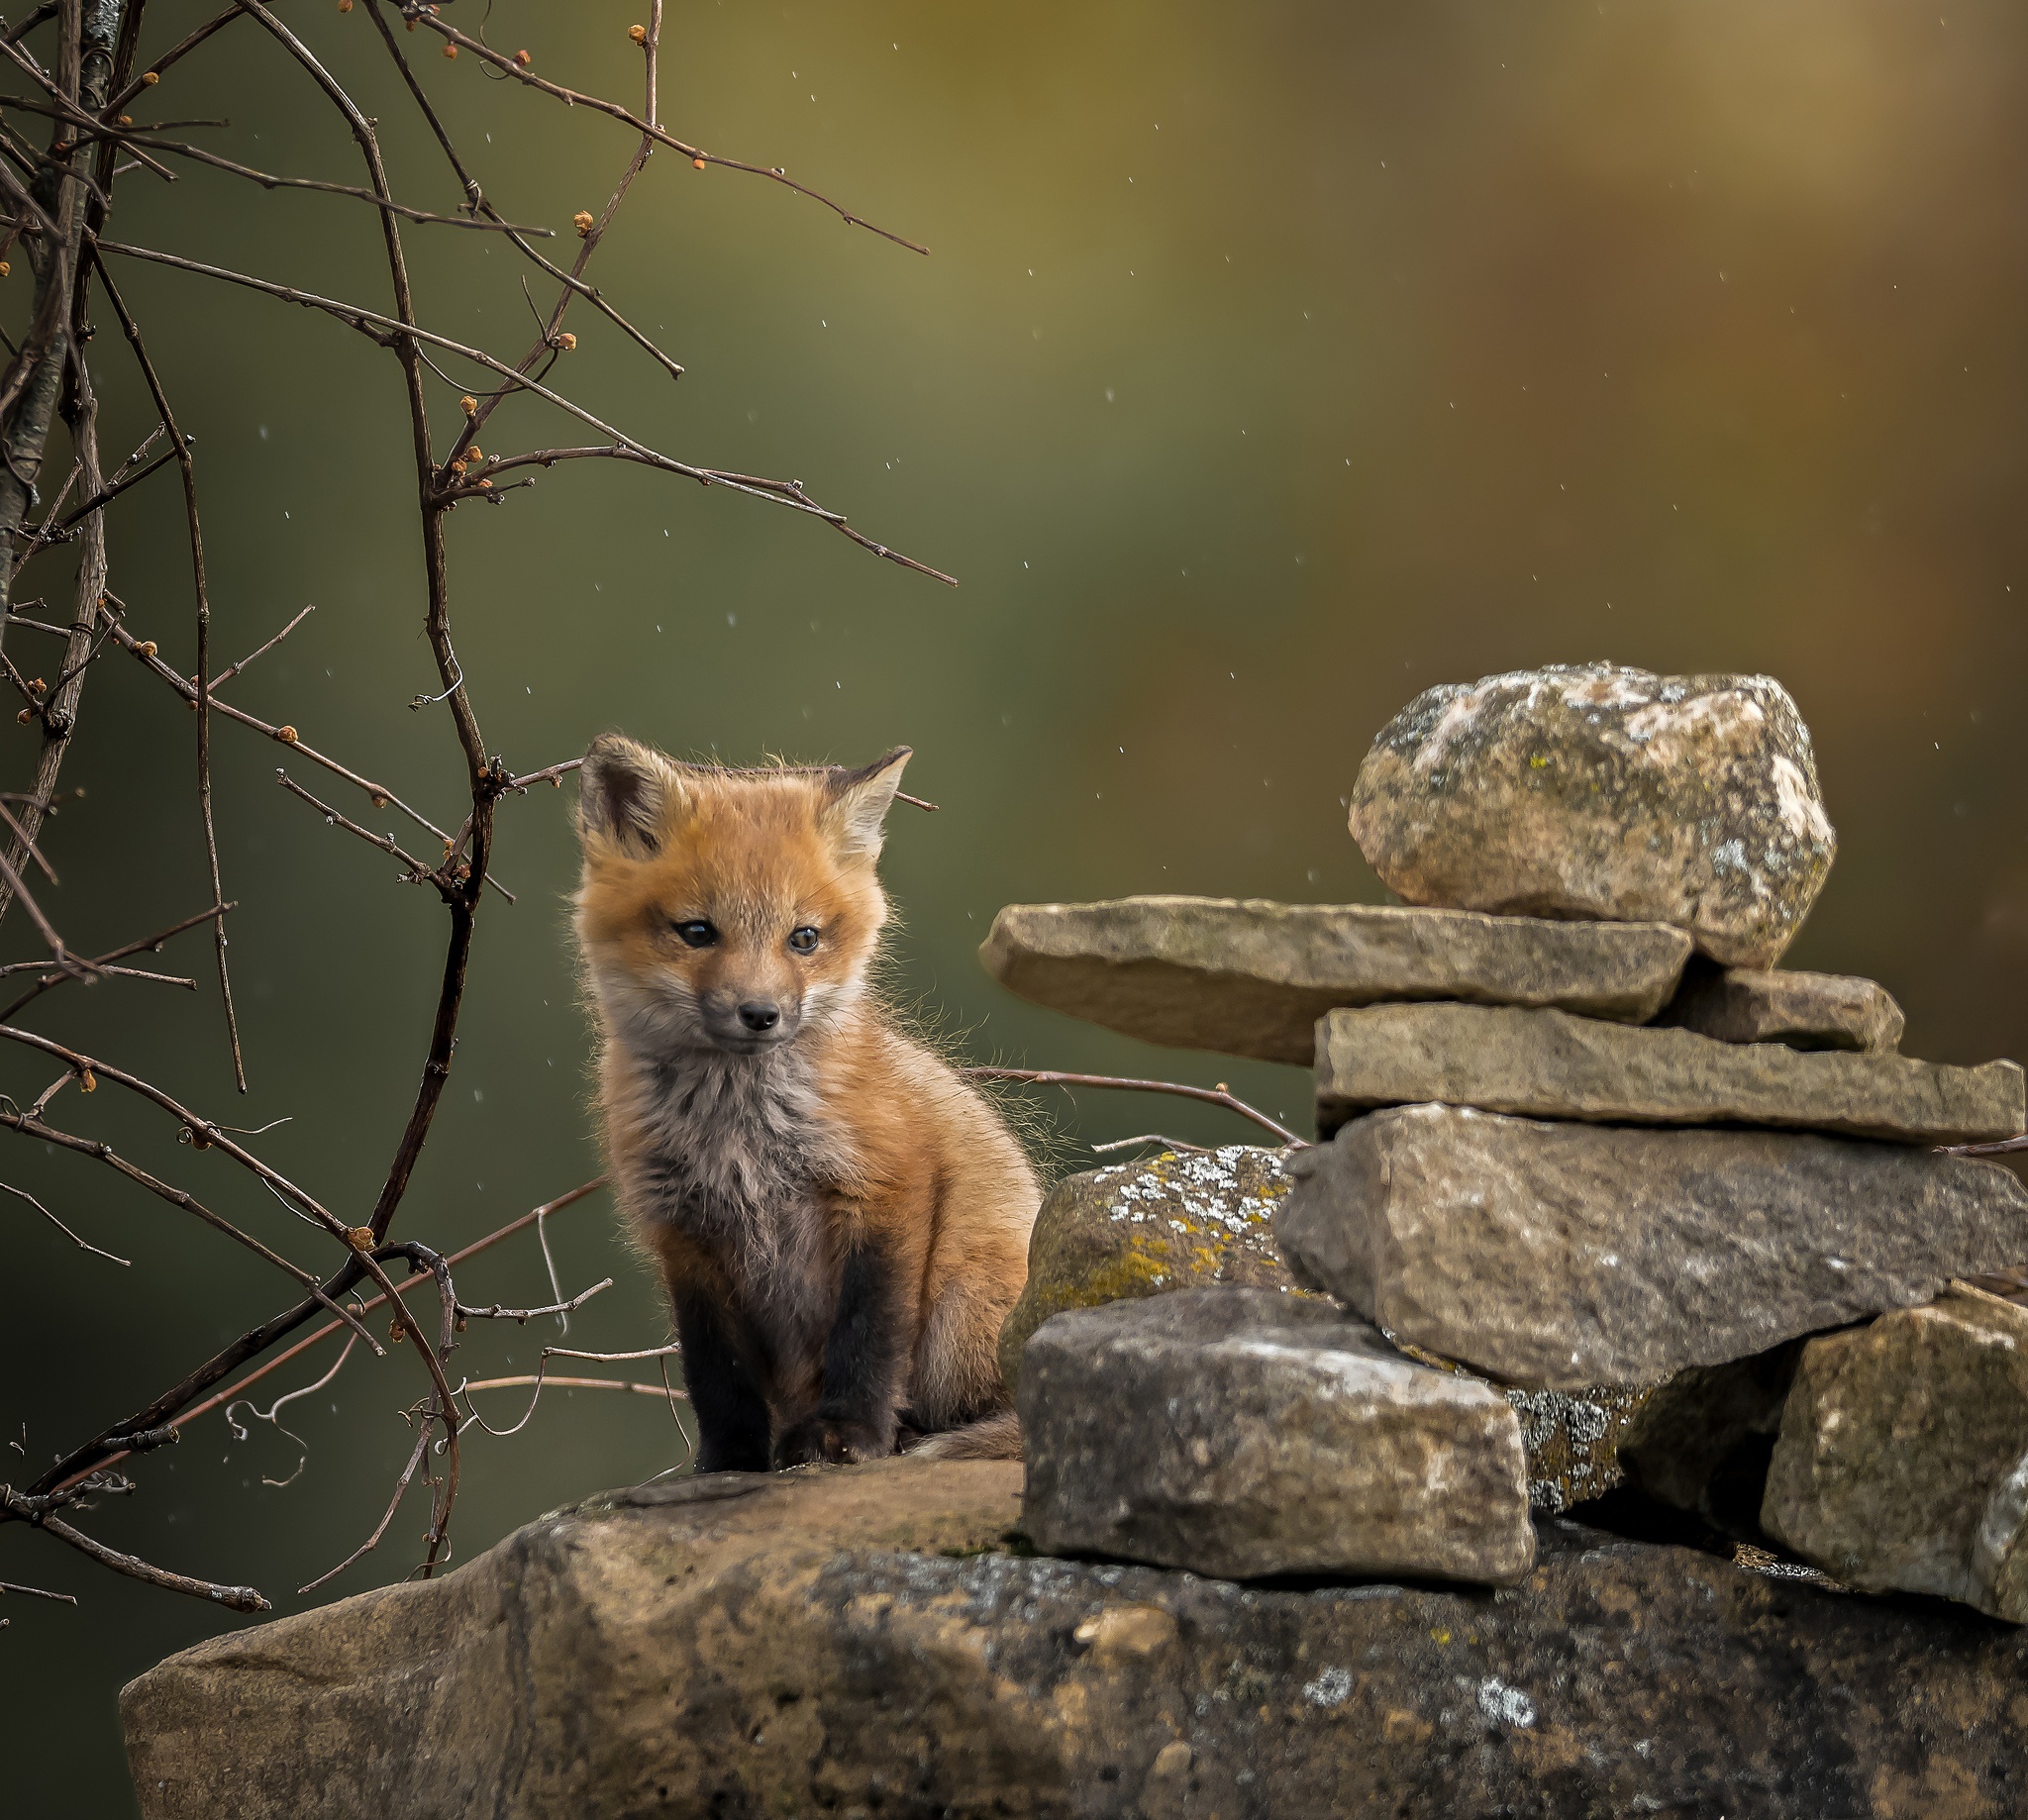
xmin=607 ymin=1023 xmax=858 ymax=1352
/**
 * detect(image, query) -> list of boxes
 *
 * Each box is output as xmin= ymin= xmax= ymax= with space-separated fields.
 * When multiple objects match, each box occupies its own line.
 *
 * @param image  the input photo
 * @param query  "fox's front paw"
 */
xmin=772 ymin=1414 xmax=893 ymax=1468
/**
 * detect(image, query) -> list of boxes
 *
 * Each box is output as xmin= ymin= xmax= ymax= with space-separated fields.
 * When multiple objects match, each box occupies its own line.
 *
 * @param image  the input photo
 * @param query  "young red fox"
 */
xmin=573 ymin=736 xmax=1040 ymax=1471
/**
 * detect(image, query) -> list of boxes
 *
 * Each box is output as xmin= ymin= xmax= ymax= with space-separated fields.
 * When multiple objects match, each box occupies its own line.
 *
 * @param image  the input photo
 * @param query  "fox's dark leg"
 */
xmin=773 ymin=1235 xmax=911 ymax=1467
xmin=670 ymin=1282 xmax=772 ymax=1474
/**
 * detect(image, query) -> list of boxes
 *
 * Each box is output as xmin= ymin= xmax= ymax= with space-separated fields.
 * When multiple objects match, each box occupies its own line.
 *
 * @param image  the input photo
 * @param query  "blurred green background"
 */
xmin=3 ymin=0 xmax=2026 ymax=1807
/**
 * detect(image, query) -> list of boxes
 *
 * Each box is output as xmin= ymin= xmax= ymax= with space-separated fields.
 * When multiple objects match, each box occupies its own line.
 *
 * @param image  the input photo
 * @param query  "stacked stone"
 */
xmin=988 ymin=663 xmax=2028 ymax=1617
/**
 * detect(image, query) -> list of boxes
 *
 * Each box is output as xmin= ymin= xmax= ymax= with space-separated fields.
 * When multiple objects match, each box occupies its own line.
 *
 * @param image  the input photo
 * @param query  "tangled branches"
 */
xmin=0 ymin=0 xmax=941 ymax=1613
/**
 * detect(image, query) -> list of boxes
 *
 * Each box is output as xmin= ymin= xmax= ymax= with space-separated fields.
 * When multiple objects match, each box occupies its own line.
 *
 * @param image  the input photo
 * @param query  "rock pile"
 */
xmin=997 ymin=662 xmax=2028 ymax=1622
xmin=119 ymin=662 xmax=2028 ymax=1816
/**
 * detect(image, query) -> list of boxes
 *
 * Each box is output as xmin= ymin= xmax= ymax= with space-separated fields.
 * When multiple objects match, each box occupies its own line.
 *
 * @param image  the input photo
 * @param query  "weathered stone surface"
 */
xmin=122 ymin=1456 xmax=2028 ymax=1820
xmin=997 ymin=1145 xmax=1305 ymax=1397
xmin=1764 ymin=1287 xmax=2028 ymax=1622
xmin=1349 ymin=663 xmax=1836 ymax=967
xmin=1658 ymin=960 xmax=1905 ymax=1053
xmin=980 ymin=895 xmax=1692 ymax=1062
xmin=1019 ymin=1288 xmax=1535 ymax=1583
xmin=1275 ymin=1103 xmax=2028 ymax=1389
xmin=1314 ymin=1002 xmax=2024 ymax=1146
xmin=1499 ymin=1383 xmax=1654 ymax=1515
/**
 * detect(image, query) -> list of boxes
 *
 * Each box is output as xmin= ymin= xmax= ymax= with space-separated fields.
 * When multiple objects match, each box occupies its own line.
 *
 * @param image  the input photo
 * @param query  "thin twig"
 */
xmin=49 ymin=1178 xmax=608 ymax=1495
xmin=399 ymin=4 xmax=930 ymax=254
xmin=275 ymin=768 xmax=432 ymax=878
xmin=90 ymin=239 xmax=958 ymax=585
xmin=212 ymin=602 xmax=311 ymax=687
xmin=0 ymin=1486 xmax=267 ymax=1610
xmin=960 ymin=1066 xmax=1308 ymax=1147
xmin=90 ymin=256 xmax=245 ymax=1088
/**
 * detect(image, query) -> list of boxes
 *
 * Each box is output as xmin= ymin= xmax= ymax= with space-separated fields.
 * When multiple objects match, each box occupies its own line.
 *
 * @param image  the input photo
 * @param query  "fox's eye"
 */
xmin=787 ymin=926 xmax=820 ymax=956
xmin=671 ymin=919 xmax=718 ymax=949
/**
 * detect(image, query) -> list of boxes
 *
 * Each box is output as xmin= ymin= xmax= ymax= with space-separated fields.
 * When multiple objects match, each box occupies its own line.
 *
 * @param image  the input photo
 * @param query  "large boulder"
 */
xmin=1018 ymin=1288 xmax=1535 ymax=1583
xmin=1349 ymin=663 xmax=1836 ymax=967
xmin=979 ymin=896 xmax=1691 ymax=1063
xmin=122 ymin=1457 xmax=2028 ymax=1819
xmin=1313 ymin=1003 xmax=2024 ymax=1146
xmin=1276 ymin=1104 xmax=2028 ymax=1389
xmin=1764 ymin=1287 xmax=2028 ymax=1622
xmin=996 ymin=1145 xmax=1305 ymax=1396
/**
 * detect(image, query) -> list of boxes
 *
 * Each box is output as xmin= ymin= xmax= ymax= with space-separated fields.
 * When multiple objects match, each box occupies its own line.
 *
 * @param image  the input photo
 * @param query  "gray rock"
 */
xmin=996 ymin=1145 xmax=1310 ymax=1399
xmin=1658 ymin=960 xmax=1904 ymax=1053
xmin=1498 ymin=1381 xmax=1655 ymax=1514
xmin=1349 ymin=663 xmax=1836 ymax=966
xmin=1763 ymin=1287 xmax=2028 ymax=1622
xmin=121 ymin=1456 xmax=2028 ymax=1820
xmin=1313 ymin=1002 xmax=2024 ymax=1146
xmin=1275 ymin=1103 xmax=2028 ymax=1388
xmin=980 ymin=895 xmax=1692 ymax=1063
xmin=1019 ymin=1288 xmax=1535 ymax=1584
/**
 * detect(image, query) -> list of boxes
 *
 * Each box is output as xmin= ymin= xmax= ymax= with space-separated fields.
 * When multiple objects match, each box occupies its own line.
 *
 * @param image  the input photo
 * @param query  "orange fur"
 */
xmin=572 ymin=736 xmax=1038 ymax=1469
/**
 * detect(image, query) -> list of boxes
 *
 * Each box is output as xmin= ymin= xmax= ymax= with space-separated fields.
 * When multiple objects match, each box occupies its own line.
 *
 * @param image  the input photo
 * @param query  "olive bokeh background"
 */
xmin=4 ymin=3 xmax=2027 ymax=1807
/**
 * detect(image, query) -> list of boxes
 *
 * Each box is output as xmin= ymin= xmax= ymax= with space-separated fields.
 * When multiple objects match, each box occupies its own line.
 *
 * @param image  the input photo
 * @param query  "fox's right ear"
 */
xmin=577 ymin=735 xmax=679 ymax=856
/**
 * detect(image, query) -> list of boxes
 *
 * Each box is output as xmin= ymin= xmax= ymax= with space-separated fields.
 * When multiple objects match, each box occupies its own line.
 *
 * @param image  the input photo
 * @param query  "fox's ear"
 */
xmin=577 ymin=734 xmax=681 ymax=856
xmin=823 ymin=747 xmax=911 ymax=860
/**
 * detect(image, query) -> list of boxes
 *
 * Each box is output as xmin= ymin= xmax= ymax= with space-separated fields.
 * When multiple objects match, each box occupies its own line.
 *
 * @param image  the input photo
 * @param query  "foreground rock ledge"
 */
xmin=980 ymin=896 xmax=1692 ymax=1063
xmin=125 ymin=1459 xmax=2028 ymax=1820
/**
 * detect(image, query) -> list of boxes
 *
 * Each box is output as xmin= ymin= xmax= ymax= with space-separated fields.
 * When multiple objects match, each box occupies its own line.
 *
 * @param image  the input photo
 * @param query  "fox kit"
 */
xmin=573 ymin=736 xmax=1040 ymax=1471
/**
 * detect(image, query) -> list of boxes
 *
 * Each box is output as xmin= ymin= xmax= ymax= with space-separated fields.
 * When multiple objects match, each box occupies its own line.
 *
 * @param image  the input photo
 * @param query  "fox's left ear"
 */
xmin=823 ymin=747 xmax=911 ymax=859
xmin=578 ymin=733 xmax=681 ymax=856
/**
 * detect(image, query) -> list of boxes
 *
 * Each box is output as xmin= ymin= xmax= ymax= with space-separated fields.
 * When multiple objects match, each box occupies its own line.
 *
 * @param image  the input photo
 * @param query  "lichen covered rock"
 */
xmin=997 ymin=1145 xmax=1306 ymax=1395
xmin=1349 ymin=663 xmax=1837 ymax=967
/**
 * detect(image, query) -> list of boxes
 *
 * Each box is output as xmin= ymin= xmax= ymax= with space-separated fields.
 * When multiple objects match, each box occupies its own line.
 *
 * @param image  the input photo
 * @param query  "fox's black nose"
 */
xmin=737 ymin=1000 xmax=781 ymax=1033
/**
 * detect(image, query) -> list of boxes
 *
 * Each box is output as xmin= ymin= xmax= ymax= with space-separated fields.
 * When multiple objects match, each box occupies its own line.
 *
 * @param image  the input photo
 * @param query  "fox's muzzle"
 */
xmin=699 ymin=988 xmax=800 ymax=1053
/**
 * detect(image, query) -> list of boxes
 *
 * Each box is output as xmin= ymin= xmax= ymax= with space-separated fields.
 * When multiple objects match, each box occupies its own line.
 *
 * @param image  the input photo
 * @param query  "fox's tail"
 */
xmin=906 ymin=1409 xmax=1023 ymax=1462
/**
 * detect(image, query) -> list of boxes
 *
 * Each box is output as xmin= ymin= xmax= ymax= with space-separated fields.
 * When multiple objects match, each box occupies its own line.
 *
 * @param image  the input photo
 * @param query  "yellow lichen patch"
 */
xmin=998 ymin=1145 xmax=1308 ymax=1393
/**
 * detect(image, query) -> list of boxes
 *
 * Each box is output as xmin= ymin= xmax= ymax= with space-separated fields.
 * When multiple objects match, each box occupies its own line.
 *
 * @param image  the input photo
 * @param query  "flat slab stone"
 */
xmin=1764 ymin=1287 xmax=2028 ymax=1622
xmin=1275 ymin=1103 xmax=2028 ymax=1389
xmin=1658 ymin=961 xmax=1904 ymax=1053
xmin=1314 ymin=1002 xmax=2024 ymax=1145
xmin=980 ymin=895 xmax=1692 ymax=1063
xmin=996 ymin=1145 xmax=1309 ymax=1397
xmin=1349 ymin=663 xmax=1836 ymax=966
xmin=121 ymin=1456 xmax=2028 ymax=1820
xmin=1019 ymin=1288 xmax=1535 ymax=1584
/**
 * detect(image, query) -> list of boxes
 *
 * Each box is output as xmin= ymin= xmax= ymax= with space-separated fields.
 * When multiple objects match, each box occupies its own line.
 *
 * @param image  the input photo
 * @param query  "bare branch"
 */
xmin=399 ymin=4 xmax=930 ymax=254
xmin=1 ymin=1486 xmax=267 ymax=1611
xmin=959 ymin=1066 xmax=1309 ymax=1148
